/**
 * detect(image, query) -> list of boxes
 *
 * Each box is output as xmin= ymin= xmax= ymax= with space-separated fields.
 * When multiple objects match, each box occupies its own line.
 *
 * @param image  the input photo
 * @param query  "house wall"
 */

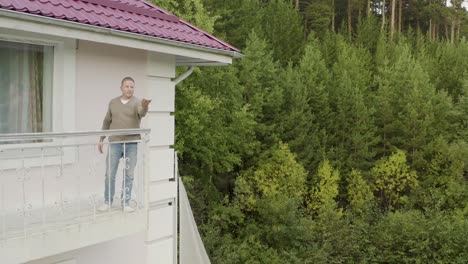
xmin=1 ymin=31 xmax=177 ymax=263
xmin=74 ymin=40 xmax=148 ymax=131
xmin=46 ymin=41 xmax=179 ymax=264
xmin=73 ymin=40 xmax=179 ymax=264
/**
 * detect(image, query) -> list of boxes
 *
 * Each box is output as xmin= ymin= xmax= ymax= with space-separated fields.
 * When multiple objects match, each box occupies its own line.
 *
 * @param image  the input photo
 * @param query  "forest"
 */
xmin=153 ymin=0 xmax=468 ymax=262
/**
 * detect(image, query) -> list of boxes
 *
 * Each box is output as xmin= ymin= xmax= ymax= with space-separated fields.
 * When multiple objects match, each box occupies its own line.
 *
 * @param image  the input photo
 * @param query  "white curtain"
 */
xmin=179 ymin=179 xmax=211 ymax=264
xmin=0 ymin=40 xmax=51 ymax=134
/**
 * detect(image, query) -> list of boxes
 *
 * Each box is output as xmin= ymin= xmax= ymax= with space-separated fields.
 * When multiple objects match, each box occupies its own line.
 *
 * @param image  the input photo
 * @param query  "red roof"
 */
xmin=0 ymin=0 xmax=239 ymax=53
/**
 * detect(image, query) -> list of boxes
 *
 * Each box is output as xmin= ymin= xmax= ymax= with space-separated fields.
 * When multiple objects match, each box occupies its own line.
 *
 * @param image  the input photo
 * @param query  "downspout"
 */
xmin=171 ymin=66 xmax=195 ymax=85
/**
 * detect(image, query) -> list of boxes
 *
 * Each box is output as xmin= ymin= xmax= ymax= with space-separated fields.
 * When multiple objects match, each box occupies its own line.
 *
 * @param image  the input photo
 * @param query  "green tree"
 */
xmin=258 ymin=0 xmax=306 ymax=65
xmin=304 ymin=0 xmax=334 ymax=36
xmin=374 ymin=42 xmax=452 ymax=169
xmin=371 ymin=150 xmax=418 ymax=210
xmin=234 ymin=142 xmax=307 ymax=212
xmin=372 ymin=210 xmax=431 ymax=263
xmin=328 ymin=36 xmax=378 ymax=171
xmin=418 ymin=138 xmax=468 ymax=211
xmin=278 ymin=37 xmax=331 ymax=176
xmin=250 ymin=195 xmax=313 ymax=255
xmin=306 ymin=160 xmax=362 ymax=263
xmin=347 ymin=169 xmax=373 ymax=213
xmin=163 ymin=1 xmax=468 ymax=262
xmin=236 ymin=31 xmax=282 ymax=152
xmin=421 ymin=41 xmax=468 ymax=100
xmin=452 ymin=83 xmax=468 ymax=141
xmin=175 ymin=66 xmax=256 ymax=177
xmin=308 ymin=160 xmax=342 ymax=216
xmin=202 ymin=0 xmax=262 ymax=48
xmin=355 ymin=15 xmax=381 ymax=55
xmin=296 ymin=37 xmax=331 ymax=172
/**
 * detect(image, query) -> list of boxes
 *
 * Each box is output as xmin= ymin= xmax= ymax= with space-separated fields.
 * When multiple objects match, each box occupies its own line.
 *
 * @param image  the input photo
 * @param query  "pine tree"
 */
xmin=420 ymin=41 xmax=468 ymax=100
xmin=452 ymin=83 xmax=468 ymax=141
xmin=236 ymin=31 xmax=283 ymax=153
xmin=279 ymin=36 xmax=331 ymax=175
xmin=328 ymin=36 xmax=378 ymax=171
xmin=202 ymin=0 xmax=263 ymax=48
xmin=374 ymin=42 xmax=452 ymax=170
xmin=258 ymin=0 xmax=306 ymax=65
xmin=303 ymin=0 xmax=334 ymax=36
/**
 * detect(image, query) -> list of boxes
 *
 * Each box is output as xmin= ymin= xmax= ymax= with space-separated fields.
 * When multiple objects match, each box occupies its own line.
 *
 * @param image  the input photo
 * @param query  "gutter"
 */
xmin=0 ymin=8 xmax=243 ymax=59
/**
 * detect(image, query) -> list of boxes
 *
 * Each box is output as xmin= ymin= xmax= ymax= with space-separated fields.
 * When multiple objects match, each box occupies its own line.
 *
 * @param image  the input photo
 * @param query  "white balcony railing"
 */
xmin=0 ymin=129 xmax=150 ymax=247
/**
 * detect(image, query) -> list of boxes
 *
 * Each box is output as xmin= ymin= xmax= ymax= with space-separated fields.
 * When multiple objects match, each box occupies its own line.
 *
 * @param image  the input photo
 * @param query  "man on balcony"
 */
xmin=97 ymin=77 xmax=151 ymax=213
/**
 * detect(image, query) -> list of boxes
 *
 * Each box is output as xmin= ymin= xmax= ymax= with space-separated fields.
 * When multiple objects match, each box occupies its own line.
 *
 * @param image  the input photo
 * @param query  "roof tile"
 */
xmin=0 ymin=0 xmax=238 ymax=52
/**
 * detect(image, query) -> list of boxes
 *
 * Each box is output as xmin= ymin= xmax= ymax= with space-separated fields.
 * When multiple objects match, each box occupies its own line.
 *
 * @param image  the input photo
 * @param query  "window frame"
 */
xmin=0 ymin=38 xmax=54 ymax=136
xmin=0 ymin=32 xmax=76 ymax=169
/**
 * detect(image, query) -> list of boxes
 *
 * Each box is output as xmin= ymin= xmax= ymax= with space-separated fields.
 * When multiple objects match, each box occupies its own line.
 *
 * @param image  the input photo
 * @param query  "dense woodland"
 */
xmin=153 ymin=0 xmax=468 ymax=262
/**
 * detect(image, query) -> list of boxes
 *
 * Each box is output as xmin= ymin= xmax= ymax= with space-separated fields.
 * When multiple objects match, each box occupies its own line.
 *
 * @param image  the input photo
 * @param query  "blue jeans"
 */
xmin=104 ymin=142 xmax=138 ymax=206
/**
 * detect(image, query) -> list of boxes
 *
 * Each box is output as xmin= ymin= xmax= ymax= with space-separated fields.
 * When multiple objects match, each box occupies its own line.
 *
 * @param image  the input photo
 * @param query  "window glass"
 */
xmin=0 ymin=40 xmax=53 ymax=134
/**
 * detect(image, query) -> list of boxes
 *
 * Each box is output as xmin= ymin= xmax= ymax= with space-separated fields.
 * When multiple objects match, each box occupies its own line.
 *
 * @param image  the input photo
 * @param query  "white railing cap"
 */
xmin=0 ymin=128 xmax=151 ymax=141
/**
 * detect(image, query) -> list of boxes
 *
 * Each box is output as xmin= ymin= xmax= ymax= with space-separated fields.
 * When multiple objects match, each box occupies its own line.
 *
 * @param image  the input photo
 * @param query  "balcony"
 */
xmin=0 ymin=129 xmax=151 ymax=264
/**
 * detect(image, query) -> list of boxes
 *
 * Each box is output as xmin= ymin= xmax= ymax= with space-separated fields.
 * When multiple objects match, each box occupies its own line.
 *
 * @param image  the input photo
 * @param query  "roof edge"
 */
xmin=178 ymin=18 xmax=240 ymax=53
xmin=0 ymin=8 xmax=243 ymax=60
xmin=140 ymin=1 xmax=240 ymax=52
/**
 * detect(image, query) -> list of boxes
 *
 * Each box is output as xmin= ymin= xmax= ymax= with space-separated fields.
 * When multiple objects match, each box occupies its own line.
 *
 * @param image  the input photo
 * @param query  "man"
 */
xmin=98 ymin=76 xmax=151 ymax=212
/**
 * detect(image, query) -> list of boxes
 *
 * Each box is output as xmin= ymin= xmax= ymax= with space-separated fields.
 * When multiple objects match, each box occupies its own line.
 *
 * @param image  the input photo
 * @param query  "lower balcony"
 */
xmin=0 ymin=129 xmax=150 ymax=264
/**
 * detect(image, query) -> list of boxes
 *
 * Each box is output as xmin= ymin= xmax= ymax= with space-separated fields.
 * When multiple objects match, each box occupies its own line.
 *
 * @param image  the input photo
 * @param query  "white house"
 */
xmin=0 ymin=1 xmax=241 ymax=263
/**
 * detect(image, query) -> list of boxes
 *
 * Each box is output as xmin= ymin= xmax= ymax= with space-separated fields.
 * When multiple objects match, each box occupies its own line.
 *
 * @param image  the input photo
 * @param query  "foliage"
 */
xmin=165 ymin=0 xmax=468 ymax=262
xmin=371 ymin=150 xmax=418 ymax=210
xmin=256 ymin=0 xmax=306 ymax=65
xmin=308 ymin=160 xmax=341 ymax=215
xmin=234 ymin=142 xmax=307 ymax=212
xmin=347 ymin=169 xmax=373 ymax=213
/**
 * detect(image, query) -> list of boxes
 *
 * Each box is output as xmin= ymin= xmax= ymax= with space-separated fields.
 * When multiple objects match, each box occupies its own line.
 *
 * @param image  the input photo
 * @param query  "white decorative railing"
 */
xmin=0 ymin=129 xmax=150 ymax=243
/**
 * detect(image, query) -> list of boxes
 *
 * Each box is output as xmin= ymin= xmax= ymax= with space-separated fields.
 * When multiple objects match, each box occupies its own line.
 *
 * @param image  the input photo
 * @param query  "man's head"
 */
xmin=120 ymin=77 xmax=135 ymax=99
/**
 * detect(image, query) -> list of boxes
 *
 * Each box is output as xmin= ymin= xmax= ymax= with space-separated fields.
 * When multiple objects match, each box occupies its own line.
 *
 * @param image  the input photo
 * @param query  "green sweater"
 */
xmin=101 ymin=96 xmax=148 ymax=142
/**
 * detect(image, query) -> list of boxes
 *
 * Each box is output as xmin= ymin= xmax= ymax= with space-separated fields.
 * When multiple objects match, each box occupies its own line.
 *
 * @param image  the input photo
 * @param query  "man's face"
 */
xmin=120 ymin=80 xmax=135 ymax=99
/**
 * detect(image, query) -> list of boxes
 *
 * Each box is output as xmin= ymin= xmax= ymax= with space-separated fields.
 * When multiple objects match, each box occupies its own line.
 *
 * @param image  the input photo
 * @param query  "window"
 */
xmin=0 ymin=40 xmax=53 ymax=135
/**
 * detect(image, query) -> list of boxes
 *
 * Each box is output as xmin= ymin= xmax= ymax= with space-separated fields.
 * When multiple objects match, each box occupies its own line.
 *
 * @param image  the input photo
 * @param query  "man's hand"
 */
xmin=142 ymin=99 xmax=152 ymax=108
xmin=98 ymin=136 xmax=105 ymax=154
xmin=98 ymin=141 xmax=104 ymax=154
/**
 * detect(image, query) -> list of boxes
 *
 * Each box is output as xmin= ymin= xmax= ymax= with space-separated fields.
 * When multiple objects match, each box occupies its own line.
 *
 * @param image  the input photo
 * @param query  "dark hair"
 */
xmin=121 ymin=76 xmax=135 ymax=85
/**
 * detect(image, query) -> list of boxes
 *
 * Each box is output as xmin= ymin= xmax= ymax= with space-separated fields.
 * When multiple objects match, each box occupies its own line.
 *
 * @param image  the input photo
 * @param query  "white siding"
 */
xmin=149 ymin=148 xmax=175 ymax=182
xmin=147 ymin=206 xmax=174 ymax=241
xmin=147 ymin=238 xmax=174 ymax=264
xmin=145 ymin=51 xmax=177 ymax=264
xmin=147 ymin=77 xmax=175 ymax=112
xmin=148 ymin=115 xmax=175 ymax=147
xmin=149 ymin=181 xmax=177 ymax=202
